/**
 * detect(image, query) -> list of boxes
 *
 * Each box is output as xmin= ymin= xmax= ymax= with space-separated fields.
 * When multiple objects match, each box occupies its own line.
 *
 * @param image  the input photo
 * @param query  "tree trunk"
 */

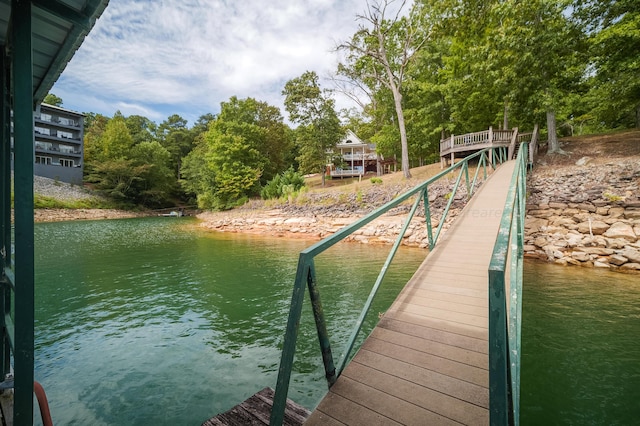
xmin=390 ymin=85 xmax=411 ymax=179
xmin=546 ymin=110 xmax=559 ymax=154
xmin=636 ymin=103 xmax=640 ymax=128
xmin=503 ymin=100 xmax=509 ymax=130
xmin=376 ymin=153 xmax=382 ymax=176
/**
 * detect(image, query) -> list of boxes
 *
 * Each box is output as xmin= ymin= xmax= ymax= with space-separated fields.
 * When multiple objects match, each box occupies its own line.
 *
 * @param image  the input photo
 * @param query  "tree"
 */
xmin=43 ymin=93 xmax=63 ymax=106
xmin=100 ymin=112 xmax=134 ymax=160
xmin=282 ymin=71 xmax=342 ymax=186
xmin=181 ymin=97 xmax=290 ymax=210
xmin=129 ymin=141 xmax=175 ymax=206
xmin=576 ymin=0 xmax=640 ymax=128
xmin=126 ymin=115 xmax=157 ymax=145
xmin=157 ymin=114 xmax=193 ymax=177
xmin=216 ymin=97 xmax=292 ymax=183
xmin=337 ymin=0 xmax=429 ymax=178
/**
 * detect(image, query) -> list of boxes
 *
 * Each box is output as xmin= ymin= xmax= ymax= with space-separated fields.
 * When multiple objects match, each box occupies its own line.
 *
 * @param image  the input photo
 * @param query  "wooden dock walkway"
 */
xmin=304 ymin=160 xmax=517 ymax=425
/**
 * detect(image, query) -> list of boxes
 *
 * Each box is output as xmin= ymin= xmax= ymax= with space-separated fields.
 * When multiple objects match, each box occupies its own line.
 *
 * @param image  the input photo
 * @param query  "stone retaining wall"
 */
xmin=524 ymin=158 xmax=640 ymax=271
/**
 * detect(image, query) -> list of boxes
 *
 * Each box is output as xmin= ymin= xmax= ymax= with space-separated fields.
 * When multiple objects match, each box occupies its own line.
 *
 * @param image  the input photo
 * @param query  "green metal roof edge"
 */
xmin=33 ymin=0 xmax=110 ymax=104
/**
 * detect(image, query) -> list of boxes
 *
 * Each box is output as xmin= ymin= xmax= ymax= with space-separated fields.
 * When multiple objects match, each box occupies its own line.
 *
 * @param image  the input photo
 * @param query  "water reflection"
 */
xmin=34 ymin=218 xmax=426 ymax=425
xmin=521 ymin=260 xmax=640 ymax=425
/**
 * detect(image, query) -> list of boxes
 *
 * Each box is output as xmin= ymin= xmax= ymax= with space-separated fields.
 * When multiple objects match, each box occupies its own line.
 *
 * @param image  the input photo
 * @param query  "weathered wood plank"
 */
xmin=202 ymin=387 xmax=309 ymax=426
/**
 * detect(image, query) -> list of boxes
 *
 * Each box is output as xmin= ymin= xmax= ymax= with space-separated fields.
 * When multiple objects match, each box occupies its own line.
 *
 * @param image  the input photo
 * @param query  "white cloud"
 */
xmin=53 ymin=0 xmax=372 ymax=125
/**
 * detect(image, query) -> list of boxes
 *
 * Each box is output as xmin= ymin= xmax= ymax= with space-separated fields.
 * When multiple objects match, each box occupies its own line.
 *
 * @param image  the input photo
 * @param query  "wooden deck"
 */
xmin=305 ymin=160 xmax=517 ymax=426
xmin=203 ymin=387 xmax=309 ymax=426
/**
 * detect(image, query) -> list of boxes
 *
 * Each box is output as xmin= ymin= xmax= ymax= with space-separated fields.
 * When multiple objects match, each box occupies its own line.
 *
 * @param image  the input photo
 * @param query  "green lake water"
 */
xmin=33 ymin=218 xmax=640 ymax=425
xmin=34 ymin=217 xmax=427 ymax=425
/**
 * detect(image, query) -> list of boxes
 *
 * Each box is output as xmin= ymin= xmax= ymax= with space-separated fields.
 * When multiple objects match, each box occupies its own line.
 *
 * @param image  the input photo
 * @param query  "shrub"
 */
xmin=370 ymin=177 xmax=383 ymax=185
xmin=261 ymin=167 xmax=306 ymax=200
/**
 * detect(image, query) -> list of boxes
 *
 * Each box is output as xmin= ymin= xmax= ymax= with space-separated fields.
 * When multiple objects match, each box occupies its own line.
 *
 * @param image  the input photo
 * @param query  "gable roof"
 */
xmin=337 ymin=129 xmax=367 ymax=148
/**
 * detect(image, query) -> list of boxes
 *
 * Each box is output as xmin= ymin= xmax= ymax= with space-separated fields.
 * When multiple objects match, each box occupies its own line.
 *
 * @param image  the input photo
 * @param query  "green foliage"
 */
xmin=283 ymin=71 xmax=343 ymax=184
xmin=181 ymin=97 xmax=293 ymax=210
xmin=370 ymin=177 xmax=383 ymax=185
xmin=261 ymin=167 xmax=306 ymax=200
xmin=43 ymin=93 xmax=63 ymax=107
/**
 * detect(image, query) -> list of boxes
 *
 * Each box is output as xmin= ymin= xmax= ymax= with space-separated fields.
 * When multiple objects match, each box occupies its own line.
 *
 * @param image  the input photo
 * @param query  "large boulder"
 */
xmin=603 ymin=222 xmax=637 ymax=241
xmin=577 ymin=220 xmax=609 ymax=235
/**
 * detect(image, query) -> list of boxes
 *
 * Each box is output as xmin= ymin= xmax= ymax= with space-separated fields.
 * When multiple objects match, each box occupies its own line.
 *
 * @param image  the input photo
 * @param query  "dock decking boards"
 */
xmin=305 ymin=161 xmax=516 ymax=425
xmin=202 ymin=387 xmax=309 ymax=426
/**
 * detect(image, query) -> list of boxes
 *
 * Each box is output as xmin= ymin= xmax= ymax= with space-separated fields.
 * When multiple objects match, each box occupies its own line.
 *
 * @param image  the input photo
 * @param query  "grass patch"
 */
xmin=34 ymin=194 xmax=126 ymax=210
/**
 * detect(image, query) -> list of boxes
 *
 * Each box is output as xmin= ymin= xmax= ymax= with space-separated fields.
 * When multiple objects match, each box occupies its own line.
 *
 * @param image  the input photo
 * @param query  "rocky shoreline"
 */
xmin=197 ymin=153 xmax=640 ymax=273
xmin=525 ymin=157 xmax=640 ymax=271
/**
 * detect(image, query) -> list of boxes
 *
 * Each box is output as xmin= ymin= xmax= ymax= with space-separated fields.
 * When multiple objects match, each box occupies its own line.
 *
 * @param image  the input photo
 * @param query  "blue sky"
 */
xmin=51 ymin=0 xmax=375 ymax=126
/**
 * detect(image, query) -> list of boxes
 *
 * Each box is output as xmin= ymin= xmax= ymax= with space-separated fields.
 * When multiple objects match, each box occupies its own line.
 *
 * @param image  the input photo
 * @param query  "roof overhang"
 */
xmin=0 ymin=0 xmax=109 ymax=105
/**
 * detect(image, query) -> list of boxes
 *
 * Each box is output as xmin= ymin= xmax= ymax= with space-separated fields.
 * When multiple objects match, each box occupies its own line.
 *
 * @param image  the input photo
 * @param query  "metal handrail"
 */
xmin=270 ymin=145 xmax=510 ymax=425
xmin=488 ymin=142 xmax=528 ymax=426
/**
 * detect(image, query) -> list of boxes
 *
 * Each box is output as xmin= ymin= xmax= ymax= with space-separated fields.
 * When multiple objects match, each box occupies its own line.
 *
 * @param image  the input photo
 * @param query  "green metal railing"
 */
xmin=488 ymin=142 xmax=528 ymax=425
xmin=270 ymin=145 xmax=509 ymax=425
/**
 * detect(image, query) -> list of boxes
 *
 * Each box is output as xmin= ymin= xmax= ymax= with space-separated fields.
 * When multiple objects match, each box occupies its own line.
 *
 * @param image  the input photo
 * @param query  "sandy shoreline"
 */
xmin=34 ymin=208 xmax=149 ymax=222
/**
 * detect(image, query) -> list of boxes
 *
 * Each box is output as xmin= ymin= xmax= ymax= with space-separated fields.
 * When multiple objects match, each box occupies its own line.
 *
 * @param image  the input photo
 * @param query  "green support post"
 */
xmin=12 ymin=0 xmax=36 ymax=422
xmin=307 ymin=259 xmax=337 ymax=386
xmin=0 ymin=46 xmax=9 ymax=380
xmin=271 ymin=256 xmax=310 ymax=426
xmin=423 ymin=188 xmax=434 ymax=249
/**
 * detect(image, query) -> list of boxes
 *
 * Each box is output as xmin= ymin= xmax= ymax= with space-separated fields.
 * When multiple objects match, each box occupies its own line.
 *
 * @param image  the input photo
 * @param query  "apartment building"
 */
xmin=33 ymin=103 xmax=84 ymax=184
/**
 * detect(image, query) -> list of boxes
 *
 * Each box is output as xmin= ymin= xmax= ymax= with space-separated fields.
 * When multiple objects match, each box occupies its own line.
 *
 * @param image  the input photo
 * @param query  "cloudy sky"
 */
xmin=51 ymin=0 xmax=377 ymax=126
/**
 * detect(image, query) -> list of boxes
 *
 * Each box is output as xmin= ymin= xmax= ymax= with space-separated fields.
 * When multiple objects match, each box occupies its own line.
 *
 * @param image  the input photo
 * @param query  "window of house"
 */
xmin=35 ymin=142 xmax=52 ymax=151
xmin=39 ymin=113 xmax=52 ymax=122
xmin=60 ymin=159 xmax=74 ymax=167
xmin=35 ymin=156 xmax=52 ymax=165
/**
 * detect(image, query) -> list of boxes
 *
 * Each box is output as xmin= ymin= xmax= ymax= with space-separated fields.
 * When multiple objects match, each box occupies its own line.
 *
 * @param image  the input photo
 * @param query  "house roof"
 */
xmin=0 ymin=0 xmax=109 ymax=104
xmin=337 ymin=129 xmax=368 ymax=148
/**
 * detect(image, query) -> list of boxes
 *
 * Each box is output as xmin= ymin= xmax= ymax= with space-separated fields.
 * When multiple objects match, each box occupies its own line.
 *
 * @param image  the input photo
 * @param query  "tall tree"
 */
xmin=576 ymin=0 xmax=640 ymax=128
xmin=282 ymin=71 xmax=342 ymax=186
xmin=43 ymin=93 xmax=63 ymax=107
xmin=337 ymin=0 xmax=429 ymax=178
xmin=157 ymin=114 xmax=193 ymax=177
xmin=125 ymin=115 xmax=157 ymax=145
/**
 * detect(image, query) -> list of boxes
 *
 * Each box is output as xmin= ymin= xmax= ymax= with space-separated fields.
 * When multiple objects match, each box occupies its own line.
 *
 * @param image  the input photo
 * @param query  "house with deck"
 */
xmin=328 ymin=130 xmax=380 ymax=178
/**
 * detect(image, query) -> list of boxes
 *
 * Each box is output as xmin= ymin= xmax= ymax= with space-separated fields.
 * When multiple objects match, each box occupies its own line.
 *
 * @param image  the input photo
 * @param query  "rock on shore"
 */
xmin=525 ymin=158 xmax=640 ymax=271
xmin=198 ymin=144 xmax=640 ymax=273
xmin=198 ymin=178 xmax=478 ymax=249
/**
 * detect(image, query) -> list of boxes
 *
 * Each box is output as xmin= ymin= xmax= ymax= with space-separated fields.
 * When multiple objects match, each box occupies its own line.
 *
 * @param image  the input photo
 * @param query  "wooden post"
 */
xmin=450 ymin=134 xmax=454 ymax=165
xmin=488 ymin=126 xmax=493 ymax=145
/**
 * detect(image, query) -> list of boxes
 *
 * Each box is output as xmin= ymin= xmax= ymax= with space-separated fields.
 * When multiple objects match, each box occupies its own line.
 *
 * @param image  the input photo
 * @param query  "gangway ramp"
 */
xmin=305 ymin=160 xmax=517 ymax=425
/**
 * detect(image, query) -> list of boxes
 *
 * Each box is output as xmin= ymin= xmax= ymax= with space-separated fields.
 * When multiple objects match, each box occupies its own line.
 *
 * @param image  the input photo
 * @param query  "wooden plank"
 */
xmin=307 ymin=391 xmax=403 ymax=426
xmin=384 ymin=310 xmax=488 ymax=340
xmin=391 ymin=292 xmax=488 ymax=316
xmin=387 ymin=302 xmax=488 ymax=328
xmin=370 ymin=326 xmax=488 ymax=368
xmin=328 ymin=375 xmax=461 ymax=426
xmin=202 ymin=388 xmax=309 ymax=426
xmin=343 ymin=362 xmax=488 ymax=425
xmin=395 ymin=287 xmax=488 ymax=308
xmin=361 ymin=337 xmax=487 ymax=385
